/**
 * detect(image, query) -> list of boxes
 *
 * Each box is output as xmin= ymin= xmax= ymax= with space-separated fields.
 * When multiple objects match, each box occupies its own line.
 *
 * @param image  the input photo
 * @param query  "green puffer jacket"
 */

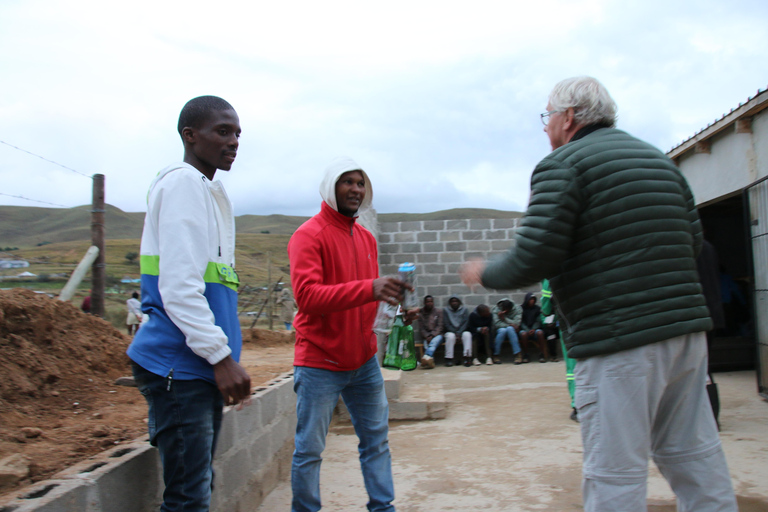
xmin=482 ymin=127 xmax=712 ymax=359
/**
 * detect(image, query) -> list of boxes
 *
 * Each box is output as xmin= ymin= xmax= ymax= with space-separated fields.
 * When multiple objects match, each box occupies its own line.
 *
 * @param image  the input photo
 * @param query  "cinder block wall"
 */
xmin=377 ymin=217 xmax=541 ymax=337
xmin=0 ymin=374 xmax=296 ymax=512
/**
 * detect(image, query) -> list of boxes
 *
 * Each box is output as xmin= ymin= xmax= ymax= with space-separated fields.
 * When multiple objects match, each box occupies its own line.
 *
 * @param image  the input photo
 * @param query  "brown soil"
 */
xmin=0 ymin=289 xmax=294 ymax=497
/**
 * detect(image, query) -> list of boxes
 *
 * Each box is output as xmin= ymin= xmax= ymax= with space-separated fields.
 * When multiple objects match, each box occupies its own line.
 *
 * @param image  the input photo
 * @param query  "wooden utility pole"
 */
xmin=267 ymin=252 xmax=273 ymax=330
xmin=90 ymin=174 xmax=106 ymax=317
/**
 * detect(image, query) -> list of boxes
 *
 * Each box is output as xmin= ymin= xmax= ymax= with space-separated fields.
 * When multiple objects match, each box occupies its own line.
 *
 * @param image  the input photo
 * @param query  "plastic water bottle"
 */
xmin=398 ymin=262 xmax=418 ymax=309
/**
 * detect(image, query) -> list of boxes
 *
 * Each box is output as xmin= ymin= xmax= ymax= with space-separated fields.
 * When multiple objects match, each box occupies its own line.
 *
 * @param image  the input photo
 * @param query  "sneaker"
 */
xmin=420 ymin=355 xmax=435 ymax=369
xmin=445 ymin=360 xmax=454 ymax=367
xmin=472 ymin=358 xmax=481 ymax=366
xmin=486 ymin=357 xmax=494 ymax=365
xmin=463 ymin=357 xmax=472 ymax=367
xmin=522 ymin=354 xmax=530 ymax=364
xmin=539 ymin=355 xmax=547 ymax=363
xmin=492 ymin=356 xmax=502 ymax=364
xmin=570 ymin=408 xmax=579 ymax=423
xmin=514 ymin=353 xmax=523 ymax=365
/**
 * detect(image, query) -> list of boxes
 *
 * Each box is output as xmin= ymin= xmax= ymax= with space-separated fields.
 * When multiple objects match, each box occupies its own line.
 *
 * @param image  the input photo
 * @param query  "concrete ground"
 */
xmin=254 ymin=360 xmax=768 ymax=511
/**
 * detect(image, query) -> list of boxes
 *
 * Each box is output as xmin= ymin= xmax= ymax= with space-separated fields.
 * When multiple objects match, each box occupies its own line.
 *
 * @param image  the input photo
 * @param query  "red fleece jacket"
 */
xmin=288 ymin=202 xmax=379 ymax=371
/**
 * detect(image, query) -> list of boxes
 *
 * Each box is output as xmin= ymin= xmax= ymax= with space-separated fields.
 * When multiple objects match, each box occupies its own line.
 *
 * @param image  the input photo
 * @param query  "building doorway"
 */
xmin=698 ymin=193 xmax=756 ymax=372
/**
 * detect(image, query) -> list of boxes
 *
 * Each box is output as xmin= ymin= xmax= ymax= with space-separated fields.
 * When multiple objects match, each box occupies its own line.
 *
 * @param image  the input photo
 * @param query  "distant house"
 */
xmin=0 ymin=260 xmax=30 ymax=269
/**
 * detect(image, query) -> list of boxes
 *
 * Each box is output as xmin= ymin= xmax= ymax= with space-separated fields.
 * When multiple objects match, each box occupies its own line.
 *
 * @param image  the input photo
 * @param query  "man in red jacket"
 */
xmin=288 ymin=156 xmax=409 ymax=512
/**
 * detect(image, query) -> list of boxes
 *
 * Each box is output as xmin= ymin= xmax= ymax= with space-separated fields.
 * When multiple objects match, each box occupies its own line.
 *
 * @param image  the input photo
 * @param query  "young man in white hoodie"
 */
xmin=128 ymin=95 xmax=251 ymax=511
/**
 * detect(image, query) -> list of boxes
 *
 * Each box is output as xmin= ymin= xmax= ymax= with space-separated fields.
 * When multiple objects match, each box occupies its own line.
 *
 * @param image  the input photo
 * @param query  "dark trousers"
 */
xmin=132 ymin=363 xmax=223 ymax=512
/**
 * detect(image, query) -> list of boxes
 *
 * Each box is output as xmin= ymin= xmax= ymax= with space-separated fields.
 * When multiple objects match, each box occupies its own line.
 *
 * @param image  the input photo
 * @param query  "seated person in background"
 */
xmin=519 ymin=292 xmax=549 ymax=363
xmin=443 ymin=295 xmax=472 ymax=367
xmin=491 ymin=298 xmax=523 ymax=364
xmin=419 ymin=295 xmax=444 ymax=369
xmin=468 ymin=304 xmax=493 ymax=366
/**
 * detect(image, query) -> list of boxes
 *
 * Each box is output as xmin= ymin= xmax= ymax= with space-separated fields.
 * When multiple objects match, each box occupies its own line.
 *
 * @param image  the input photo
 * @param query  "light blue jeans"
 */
xmin=424 ymin=334 xmax=445 ymax=357
xmin=291 ymin=356 xmax=395 ymax=512
xmin=494 ymin=326 xmax=521 ymax=355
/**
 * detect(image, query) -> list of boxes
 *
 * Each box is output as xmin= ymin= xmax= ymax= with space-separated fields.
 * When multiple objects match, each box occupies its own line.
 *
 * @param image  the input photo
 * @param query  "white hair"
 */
xmin=549 ymin=76 xmax=617 ymax=128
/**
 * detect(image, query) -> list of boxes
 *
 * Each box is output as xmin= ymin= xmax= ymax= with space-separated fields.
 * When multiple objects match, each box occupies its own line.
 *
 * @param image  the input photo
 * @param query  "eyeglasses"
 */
xmin=540 ymin=110 xmax=560 ymax=126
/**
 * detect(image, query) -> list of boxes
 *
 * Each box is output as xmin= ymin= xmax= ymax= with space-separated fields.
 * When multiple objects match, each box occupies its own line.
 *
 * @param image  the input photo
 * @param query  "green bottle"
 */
xmin=399 ymin=321 xmax=417 ymax=371
xmin=383 ymin=315 xmax=404 ymax=369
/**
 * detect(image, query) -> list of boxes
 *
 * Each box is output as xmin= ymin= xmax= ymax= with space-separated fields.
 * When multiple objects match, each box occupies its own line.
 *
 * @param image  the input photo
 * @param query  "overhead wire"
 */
xmin=0 ymin=139 xmax=92 ymax=208
xmin=0 ymin=140 xmax=92 ymax=179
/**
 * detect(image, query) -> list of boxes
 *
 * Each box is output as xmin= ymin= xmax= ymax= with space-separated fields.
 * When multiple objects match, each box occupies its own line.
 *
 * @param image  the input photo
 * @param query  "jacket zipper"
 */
xmin=166 ymin=368 xmax=174 ymax=391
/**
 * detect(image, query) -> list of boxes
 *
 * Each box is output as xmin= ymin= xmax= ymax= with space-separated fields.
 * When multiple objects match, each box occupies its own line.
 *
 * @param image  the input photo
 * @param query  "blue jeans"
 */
xmin=424 ymin=334 xmax=445 ymax=357
xmin=292 ymin=356 xmax=395 ymax=512
xmin=132 ymin=363 xmax=223 ymax=512
xmin=495 ymin=326 xmax=521 ymax=355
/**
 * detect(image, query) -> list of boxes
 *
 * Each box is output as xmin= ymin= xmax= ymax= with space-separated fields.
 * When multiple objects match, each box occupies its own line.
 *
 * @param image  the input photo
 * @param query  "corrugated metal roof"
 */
xmin=667 ymin=85 xmax=768 ymax=159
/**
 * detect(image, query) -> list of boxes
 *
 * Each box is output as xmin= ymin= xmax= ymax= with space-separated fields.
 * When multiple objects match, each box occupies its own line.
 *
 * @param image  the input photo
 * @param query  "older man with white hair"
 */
xmin=461 ymin=77 xmax=737 ymax=511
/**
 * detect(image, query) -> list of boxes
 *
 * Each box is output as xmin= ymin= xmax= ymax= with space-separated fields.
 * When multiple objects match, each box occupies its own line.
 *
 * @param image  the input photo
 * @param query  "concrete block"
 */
xmin=378 ymin=244 xmax=399 ymax=254
xmin=464 ymin=252 xmax=484 ymax=260
xmin=394 ymin=254 xmax=412 ymax=264
xmin=416 ymin=274 xmax=439 ymax=285
xmin=461 ymin=230 xmax=483 ymax=240
xmin=400 ymin=221 xmax=421 ymax=231
xmin=491 ymin=240 xmax=511 ymax=251
xmin=446 ymin=263 xmax=462 ymax=273
xmin=485 ymin=230 xmax=508 ymax=240
xmin=439 ymin=252 xmax=462 ymax=263
xmin=440 ymin=274 xmax=462 ymax=285
xmin=416 ymin=253 xmax=438 ymax=263
xmin=256 ymin=387 xmax=280 ymax=429
xmin=378 ymin=254 xmax=393 ymax=265
xmin=493 ymin=218 xmax=518 ymax=228
xmin=46 ymin=442 xmax=163 ymax=512
xmin=449 ymin=285 xmax=472 ymax=296
xmin=380 ymin=264 xmax=399 ymax=276
xmin=445 ymin=220 xmax=468 ymax=230
xmin=379 ymin=222 xmax=399 ymax=233
xmin=469 ymin=219 xmax=491 ymax=230
xmin=0 ymin=479 xmax=95 ymax=512
xmin=426 ymin=286 xmax=449 ymax=296
xmin=416 ymin=231 xmax=437 ymax=242
xmin=422 ymin=242 xmax=444 ymax=252
xmin=423 ymin=263 xmax=445 ymax=274
xmin=438 ymin=231 xmax=461 ymax=241
xmin=389 ymin=384 xmax=446 ymax=420
xmin=400 ymin=243 xmax=421 ymax=254
xmin=378 ymin=233 xmax=392 ymax=243
xmin=381 ymin=368 xmax=402 ymax=400
xmin=394 ymin=232 xmax=415 ymax=242
xmin=423 ymin=220 xmax=444 ymax=230
xmin=445 ymin=242 xmax=467 ymax=252
xmin=467 ymin=241 xmax=491 ymax=251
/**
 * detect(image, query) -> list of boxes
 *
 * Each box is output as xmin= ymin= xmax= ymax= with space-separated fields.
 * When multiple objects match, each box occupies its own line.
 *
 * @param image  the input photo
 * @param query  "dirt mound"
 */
xmin=0 ymin=289 xmax=295 ymax=497
xmin=0 ymin=289 xmax=131 ymax=408
xmin=247 ymin=327 xmax=295 ymax=346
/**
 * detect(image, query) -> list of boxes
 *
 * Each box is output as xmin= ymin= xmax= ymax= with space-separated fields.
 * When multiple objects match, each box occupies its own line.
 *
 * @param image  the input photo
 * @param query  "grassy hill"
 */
xmin=1 ymin=203 xmax=522 ymax=330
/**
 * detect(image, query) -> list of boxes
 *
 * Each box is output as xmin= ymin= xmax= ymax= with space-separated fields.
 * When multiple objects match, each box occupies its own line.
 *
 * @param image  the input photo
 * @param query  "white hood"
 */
xmin=319 ymin=156 xmax=373 ymax=216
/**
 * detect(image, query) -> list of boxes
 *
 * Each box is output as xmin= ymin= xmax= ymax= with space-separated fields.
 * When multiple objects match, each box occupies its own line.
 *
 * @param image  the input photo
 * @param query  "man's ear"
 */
xmin=181 ymin=126 xmax=196 ymax=145
xmin=562 ymin=107 xmax=576 ymax=130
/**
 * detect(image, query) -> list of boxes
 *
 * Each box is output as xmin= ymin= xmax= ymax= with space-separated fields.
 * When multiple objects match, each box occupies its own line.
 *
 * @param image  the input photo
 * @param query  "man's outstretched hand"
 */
xmin=213 ymin=356 xmax=252 ymax=409
xmin=373 ymin=276 xmax=412 ymax=306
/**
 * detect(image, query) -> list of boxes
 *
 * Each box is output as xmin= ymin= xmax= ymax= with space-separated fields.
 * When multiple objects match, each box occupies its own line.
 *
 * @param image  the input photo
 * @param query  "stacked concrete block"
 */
xmin=377 ymin=217 xmax=540 ymax=323
xmin=0 ymin=373 xmax=297 ymax=512
xmin=211 ymin=373 xmax=296 ymax=512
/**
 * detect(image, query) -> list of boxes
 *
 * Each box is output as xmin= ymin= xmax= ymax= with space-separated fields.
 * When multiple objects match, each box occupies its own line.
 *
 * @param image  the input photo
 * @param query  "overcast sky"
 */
xmin=1 ymin=0 xmax=767 ymax=217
